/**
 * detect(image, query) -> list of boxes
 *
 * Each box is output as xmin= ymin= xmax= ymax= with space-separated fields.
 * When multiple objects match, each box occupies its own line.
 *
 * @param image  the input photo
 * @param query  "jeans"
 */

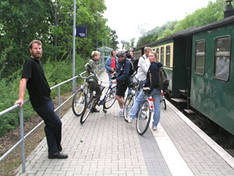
xmin=135 ymin=80 xmax=145 ymax=98
xmin=33 ymin=100 xmax=62 ymax=155
xmin=107 ymin=73 xmax=112 ymax=86
xmin=129 ymin=88 xmax=161 ymax=127
xmin=127 ymin=77 xmax=133 ymax=96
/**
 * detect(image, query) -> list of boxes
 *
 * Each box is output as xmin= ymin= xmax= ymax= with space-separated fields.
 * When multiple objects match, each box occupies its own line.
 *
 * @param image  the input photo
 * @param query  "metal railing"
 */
xmin=0 ymin=64 xmax=104 ymax=173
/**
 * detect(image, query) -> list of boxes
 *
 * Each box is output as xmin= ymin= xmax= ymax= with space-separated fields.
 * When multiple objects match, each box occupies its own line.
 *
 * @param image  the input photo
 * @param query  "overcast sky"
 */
xmin=104 ymin=0 xmax=216 ymax=47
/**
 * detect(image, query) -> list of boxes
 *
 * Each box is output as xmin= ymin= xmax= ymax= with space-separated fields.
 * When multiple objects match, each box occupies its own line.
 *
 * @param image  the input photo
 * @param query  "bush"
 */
xmin=0 ymin=55 xmax=87 ymax=136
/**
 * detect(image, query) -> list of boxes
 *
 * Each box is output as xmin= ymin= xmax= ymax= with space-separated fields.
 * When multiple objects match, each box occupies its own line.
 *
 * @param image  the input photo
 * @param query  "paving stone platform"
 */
xmin=16 ymin=72 xmax=234 ymax=176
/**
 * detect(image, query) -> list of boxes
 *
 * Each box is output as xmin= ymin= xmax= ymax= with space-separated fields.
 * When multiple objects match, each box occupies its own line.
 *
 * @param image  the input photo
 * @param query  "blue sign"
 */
xmin=76 ymin=26 xmax=87 ymax=38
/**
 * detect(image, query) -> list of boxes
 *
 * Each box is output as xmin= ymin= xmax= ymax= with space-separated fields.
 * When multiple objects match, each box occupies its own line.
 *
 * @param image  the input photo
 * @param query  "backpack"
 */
xmin=126 ymin=58 xmax=135 ymax=76
xmin=158 ymin=67 xmax=169 ymax=91
xmin=133 ymin=58 xmax=139 ymax=72
xmin=149 ymin=66 xmax=169 ymax=91
xmin=133 ymin=55 xmax=145 ymax=73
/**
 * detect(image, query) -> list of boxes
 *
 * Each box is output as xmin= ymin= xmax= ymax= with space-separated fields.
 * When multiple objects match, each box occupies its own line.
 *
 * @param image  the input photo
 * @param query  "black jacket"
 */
xmin=144 ymin=62 xmax=163 ymax=91
xmin=116 ymin=58 xmax=130 ymax=84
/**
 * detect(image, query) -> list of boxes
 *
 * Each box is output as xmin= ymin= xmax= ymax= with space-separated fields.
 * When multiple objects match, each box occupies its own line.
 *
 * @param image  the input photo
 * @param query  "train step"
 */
xmin=178 ymin=89 xmax=187 ymax=93
xmin=178 ymin=89 xmax=188 ymax=98
xmin=184 ymin=109 xmax=195 ymax=114
xmin=171 ymin=98 xmax=187 ymax=103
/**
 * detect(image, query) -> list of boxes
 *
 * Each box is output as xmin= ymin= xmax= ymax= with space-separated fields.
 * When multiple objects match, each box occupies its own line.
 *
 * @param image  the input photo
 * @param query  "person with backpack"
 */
xmin=127 ymin=51 xmax=162 ymax=131
xmin=85 ymin=51 xmax=102 ymax=113
xmin=135 ymin=47 xmax=151 ymax=96
xmin=111 ymin=51 xmax=131 ymax=118
xmin=126 ymin=50 xmax=135 ymax=96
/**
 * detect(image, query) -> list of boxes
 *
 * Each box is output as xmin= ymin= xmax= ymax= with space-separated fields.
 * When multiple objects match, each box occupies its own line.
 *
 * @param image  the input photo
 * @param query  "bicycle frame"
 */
xmin=72 ymin=72 xmax=91 ymax=116
xmin=147 ymin=97 xmax=155 ymax=112
xmin=80 ymin=73 xmax=117 ymax=124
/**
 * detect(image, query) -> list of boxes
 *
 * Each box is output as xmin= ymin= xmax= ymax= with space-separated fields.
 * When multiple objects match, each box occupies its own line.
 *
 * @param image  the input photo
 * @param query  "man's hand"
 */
xmin=14 ymin=99 xmax=24 ymax=108
xmin=112 ymin=79 xmax=117 ymax=84
xmin=113 ymin=71 xmax=117 ymax=76
xmin=14 ymin=78 xmax=28 ymax=108
xmin=143 ymin=87 xmax=150 ymax=90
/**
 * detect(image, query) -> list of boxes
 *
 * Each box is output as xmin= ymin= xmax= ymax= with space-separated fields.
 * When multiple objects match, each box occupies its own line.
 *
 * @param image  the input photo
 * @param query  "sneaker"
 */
xmin=126 ymin=117 xmax=133 ymax=123
xmin=114 ymin=111 xmax=124 ymax=118
xmin=152 ymin=125 xmax=157 ymax=131
xmin=91 ymin=108 xmax=99 ymax=113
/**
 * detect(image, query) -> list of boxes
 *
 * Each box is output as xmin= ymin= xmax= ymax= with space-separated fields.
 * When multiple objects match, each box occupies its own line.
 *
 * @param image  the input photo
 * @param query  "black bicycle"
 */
xmin=72 ymin=72 xmax=91 ymax=116
xmin=80 ymin=74 xmax=117 ymax=124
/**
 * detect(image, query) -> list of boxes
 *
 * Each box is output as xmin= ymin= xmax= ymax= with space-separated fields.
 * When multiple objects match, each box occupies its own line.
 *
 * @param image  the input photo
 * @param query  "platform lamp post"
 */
xmin=72 ymin=0 xmax=76 ymax=93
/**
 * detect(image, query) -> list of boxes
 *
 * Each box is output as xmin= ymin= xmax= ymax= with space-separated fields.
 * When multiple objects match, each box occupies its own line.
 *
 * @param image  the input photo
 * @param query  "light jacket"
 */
xmin=105 ymin=56 xmax=118 ymax=74
xmin=85 ymin=58 xmax=99 ymax=83
xmin=136 ymin=54 xmax=150 ymax=81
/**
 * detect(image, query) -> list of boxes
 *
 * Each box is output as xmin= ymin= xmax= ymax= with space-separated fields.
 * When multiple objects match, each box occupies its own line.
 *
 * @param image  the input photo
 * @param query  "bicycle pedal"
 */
xmin=99 ymin=100 xmax=105 ymax=106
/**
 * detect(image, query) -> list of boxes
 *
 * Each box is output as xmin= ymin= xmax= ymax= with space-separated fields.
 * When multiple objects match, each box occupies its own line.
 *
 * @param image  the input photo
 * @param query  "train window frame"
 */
xmin=156 ymin=48 xmax=159 ymax=62
xmin=195 ymin=39 xmax=206 ymax=76
xmin=214 ymin=35 xmax=231 ymax=82
xmin=166 ymin=45 xmax=171 ymax=67
xmin=160 ymin=47 xmax=164 ymax=65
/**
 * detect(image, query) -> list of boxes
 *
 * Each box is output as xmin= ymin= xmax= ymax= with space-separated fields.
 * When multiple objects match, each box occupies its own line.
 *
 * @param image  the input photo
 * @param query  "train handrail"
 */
xmin=0 ymin=64 xmax=104 ymax=173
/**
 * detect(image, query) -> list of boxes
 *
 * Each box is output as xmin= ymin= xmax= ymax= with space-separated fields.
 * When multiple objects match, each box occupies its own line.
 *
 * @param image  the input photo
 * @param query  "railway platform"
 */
xmin=16 ymin=72 xmax=234 ymax=176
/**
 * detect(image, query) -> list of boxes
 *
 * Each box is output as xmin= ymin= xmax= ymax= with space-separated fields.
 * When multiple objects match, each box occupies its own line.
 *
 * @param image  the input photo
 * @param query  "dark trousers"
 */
xmin=33 ymin=100 xmax=62 ymax=155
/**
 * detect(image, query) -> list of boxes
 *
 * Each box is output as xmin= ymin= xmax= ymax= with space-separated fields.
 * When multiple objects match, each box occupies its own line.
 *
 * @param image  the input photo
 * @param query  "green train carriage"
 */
xmin=146 ymin=32 xmax=191 ymax=98
xmin=190 ymin=17 xmax=234 ymax=135
xmin=134 ymin=14 xmax=234 ymax=137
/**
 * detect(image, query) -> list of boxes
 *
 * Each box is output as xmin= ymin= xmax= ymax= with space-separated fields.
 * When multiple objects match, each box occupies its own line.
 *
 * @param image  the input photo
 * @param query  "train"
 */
xmin=133 ymin=2 xmax=234 ymax=142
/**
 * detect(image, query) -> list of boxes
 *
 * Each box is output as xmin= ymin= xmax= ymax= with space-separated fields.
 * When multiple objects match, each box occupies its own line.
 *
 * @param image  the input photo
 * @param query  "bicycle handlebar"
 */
xmin=78 ymin=71 xmax=98 ymax=81
xmin=94 ymin=72 xmax=111 ymax=84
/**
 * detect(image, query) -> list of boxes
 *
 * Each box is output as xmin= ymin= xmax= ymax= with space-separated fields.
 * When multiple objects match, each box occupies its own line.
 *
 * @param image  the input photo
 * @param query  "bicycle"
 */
xmin=123 ymin=76 xmax=140 ymax=122
xmin=161 ymin=90 xmax=166 ymax=110
xmin=126 ymin=89 xmax=154 ymax=136
xmin=80 ymin=73 xmax=117 ymax=124
xmin=72 ymin=71 xmax=91 ymax=116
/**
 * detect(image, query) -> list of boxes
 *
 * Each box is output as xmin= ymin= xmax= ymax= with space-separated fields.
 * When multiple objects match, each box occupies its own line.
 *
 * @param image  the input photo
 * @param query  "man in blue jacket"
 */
xmin=111 ymin=51 xmax=130 ymax=118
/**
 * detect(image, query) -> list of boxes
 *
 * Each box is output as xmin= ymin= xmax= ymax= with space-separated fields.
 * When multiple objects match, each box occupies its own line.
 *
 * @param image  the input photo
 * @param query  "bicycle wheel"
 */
xmin=123 ymin=93 xmax=134 ymax=122
xmin=136 ymin=100 xmax=151 ymax=136
xmin=104 ymin=85 xmax=117 ymax=109
xmin=72 ymin=89 xmax=86 ymax=116
xmin=80 ymin=97 xmax=95 ymax=124
xmin=162 ymin=99 xmax=166 ymax=110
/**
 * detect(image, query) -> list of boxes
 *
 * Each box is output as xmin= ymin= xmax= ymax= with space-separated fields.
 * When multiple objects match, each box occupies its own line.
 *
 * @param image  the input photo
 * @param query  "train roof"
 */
xmin=136 ymin=15 xmax=234 ymax=49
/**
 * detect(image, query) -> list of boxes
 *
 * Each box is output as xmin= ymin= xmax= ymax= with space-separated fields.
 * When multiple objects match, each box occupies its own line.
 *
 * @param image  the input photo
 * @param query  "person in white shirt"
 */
xmin=135 ymin=47 xmax=151 ymax=96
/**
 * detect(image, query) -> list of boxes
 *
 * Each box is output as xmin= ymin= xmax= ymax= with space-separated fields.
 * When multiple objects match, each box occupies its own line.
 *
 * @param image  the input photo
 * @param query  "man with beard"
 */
xmin=15 ymin=40 xmax=68 ymax=159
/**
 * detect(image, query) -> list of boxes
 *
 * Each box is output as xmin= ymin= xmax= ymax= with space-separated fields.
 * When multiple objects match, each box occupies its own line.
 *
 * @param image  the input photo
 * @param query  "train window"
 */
xmin=160 ymin=47 xmax=164 ymax=65
xmin=166 ymin=46 xmax=170 ymax=67
xmin=195 ymin=40 xmax=205 ymax=75
xmin=156 ymin=48 xmax=159 ymax=61
xmin=214 ymin=36 xmax=231 ymax=81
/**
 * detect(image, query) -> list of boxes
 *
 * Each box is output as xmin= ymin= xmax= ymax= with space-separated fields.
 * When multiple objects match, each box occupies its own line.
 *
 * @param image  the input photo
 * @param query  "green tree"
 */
xmin=0 ymin=0 xmax=110 ymax=79
xmin=109 ymin=30 xmax=119 ymax=49
xmin=0 ymin=0 xmax=53 ymax=77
